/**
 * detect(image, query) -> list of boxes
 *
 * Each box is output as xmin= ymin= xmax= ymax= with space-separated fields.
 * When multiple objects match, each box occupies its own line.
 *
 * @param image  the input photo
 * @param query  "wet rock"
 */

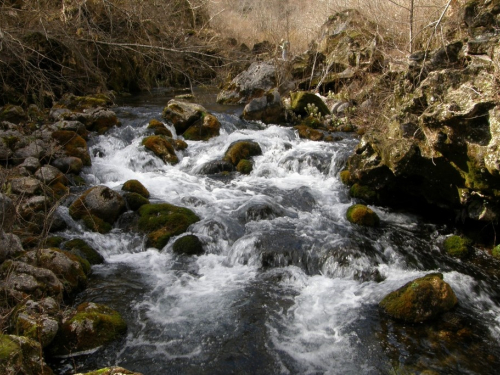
xmin=138 ymin=203 xmax=200 ymax=249
xmin=379 ymin=273 xmax=458 ymax=323
xmin=443 ymin=235 xmax=471 ymax=258
xmin=124 ymin=192 xmax=150 ymax=211
xmin=0 ymin=334 xmax=54 ymax=375
xmin=63 ymin=238 xmax=104 ymax=265
xmin=349 ymin=183 xmax=379 ymax=203
xmin=236 ymin=159 xmax=253 ymax=174
xmin=0 ymin=260 xmax=64 ymax=301
xmin=142 ymin=135 xmax=179 ymax=165
xmin=0 ymin=193 xmax=16 ymax=231
xmin=346 ymin=204 xmax=380 ymax=227
xmin=75 ymin=367 xmax=143 ymax=375
xmin=197 ymin=160 xmax=235 ymax=175
xmin=47 ymin=302 xmax=127 ymax=357
xmin=223 ymin=140 xmax=262 ymax=166
xmin=217 ymin=62 xmax=277 ymax=105
xmin=183 ymin=113 xmax=221 ymax=141
xmin=290 ymin=91 xmax=330 ymax=117
xmin=0 ymin=232 xmax=24 ymax=263
xmin=295 ymin=125 xmax=324 ymax=141
xmin=147 ymin=119 xmax=172 ymax=137
xmin=162 ymin=99 xmax=206 ymax=135
xmin=172 ymin=234 xmax=204 ymax=256
xmin=22 ymin=248 xmax=88 ymax=296
xmin=122 ymin=179 xmax=150 ymax=198
xmin=69 ymin=185 xmax=126 ymax=233
xmin=242 ymin=88 xmax=285 ymax=124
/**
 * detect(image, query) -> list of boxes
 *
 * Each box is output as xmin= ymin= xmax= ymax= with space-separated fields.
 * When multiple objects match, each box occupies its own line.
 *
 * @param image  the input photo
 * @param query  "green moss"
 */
xmin=45 ymin=236 xmax=64 ymax=248
xmin=236 ymin=159 xmax=253 ymax=174
xmin=183 ymin=124 xmax=218 ymax=141
xmin=148 ymin=119 xmax=172 ymax=137
xmin=492 ymin=245 xmax=500 ymax=258
xmin=61 ymin=249 xmax=91 ymax=275
xmin=302 ymin=116 xmax=323 ymax=129
xmin=138 ymin=203 xmax=200 ymax=249
xmin=52 ymin=130 xmax=91 ymax=166
xmin=82 ymin=214 xmax=112 ymax=234
xmin=223 ymin=141 xmax=262 ymax=166
xmin=173 ymin=139 xmax=188 ymax=150
xmin=339 ymin=170 xmax=352 ymax=185
xmin=64 ymin=238 xmax=104 ymax=265
xmin=350 ymin=183 xmax=378 ymax=202
xmin=379 ymin=273 xmax=457 ymax=323
xmin=294 ymin=125 xmax=324 ymax=141
xmin=346 ymin=204 xmax=380 ymax=227
xmin=122 ymin=179 xmax=150 ymax=198
xmin=172 ymin=235 xmax=204 ymax=256
xmin=0 ymin=334 xmax=18 ymax=360
xmin=290 ymin=91 xmax=331 ymax=117
xmin=49 ymin=302 xmax=126 ymax=356
xmin=142 ymin=135 xmax=179 ymax=165
xmin=59 ymin=93 xmax=113 ymax=110
xmin=124 ymin=192 xmax=150 ymax=211
xmin=443 ymin=235 xmax=470 ymax=258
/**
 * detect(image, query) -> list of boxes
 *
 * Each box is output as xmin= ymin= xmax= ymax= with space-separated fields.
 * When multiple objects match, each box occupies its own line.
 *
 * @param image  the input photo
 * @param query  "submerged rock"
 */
xmin=379 ymin=273 xmax=458 ymax=323
xmin=197 ymin=160 xmax=235 ymax=175
xmin=47 ymin=302 xmax=127 ymax=357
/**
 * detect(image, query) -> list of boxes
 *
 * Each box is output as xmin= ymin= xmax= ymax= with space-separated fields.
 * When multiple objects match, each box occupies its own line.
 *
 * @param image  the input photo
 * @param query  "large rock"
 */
xmin=0 ymin=260 xmax=64 ymax=301
xmin=69 ymin=185 xmax=126 ymax=233
xmin=47 ymin=302 xmax=127 ymax=356
xmin=223 ymin=140 xmax=263 ymax=166
xmin=161 ymin=99 xmax=206 ymax=135
xmin=183 ymin=113 xmax=221 ymax=141
xmin=138 ymin=203 xmax=200 ymax=249
xmin=379 ymin=273 xmax=458 ymax=323
xmin=242 ymin=89 xmax=286 ymax=124
xmin=290 ymin=91 xmax=331 ymax=117
xmin=142 ymin=135 xmax=179 ymax=165
xmin=217 ymin=62 xmax=277 ymax=105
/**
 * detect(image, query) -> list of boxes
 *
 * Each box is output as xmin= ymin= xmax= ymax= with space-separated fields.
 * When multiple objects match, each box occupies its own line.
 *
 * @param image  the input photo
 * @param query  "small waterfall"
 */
xmin=51 ymin=92 xmax=500 ymax=375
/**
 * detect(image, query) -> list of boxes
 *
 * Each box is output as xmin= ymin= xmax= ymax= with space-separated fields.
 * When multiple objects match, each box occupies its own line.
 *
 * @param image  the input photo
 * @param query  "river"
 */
xmin=50 ymin=88 xmax=500 ymax=375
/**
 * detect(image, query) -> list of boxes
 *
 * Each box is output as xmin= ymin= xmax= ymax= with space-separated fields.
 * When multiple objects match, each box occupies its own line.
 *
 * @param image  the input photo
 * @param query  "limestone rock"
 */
xmin=0 ymin=334 xmax=54 ymax=375
xmin=162 ymin=99 xmax=206 ymax=135
xmin=242 ymin=89 xmax=285 ymax=124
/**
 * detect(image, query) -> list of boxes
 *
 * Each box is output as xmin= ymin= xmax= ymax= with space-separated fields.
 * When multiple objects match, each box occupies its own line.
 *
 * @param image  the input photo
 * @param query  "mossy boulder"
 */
xmin=492 ymin=245 xmax=500 ymax=258
xmin=142 ymin=135 xmax=179 ymax=165
xmin=56 ymin=93 xmax=114 ymax=111
xmin=124 ymin=192 xmax=150 ymax=211
xmin=295 ymin=125 xmax=324 ymax=141
xmin=75 ymin=367 xmax=143 ymax=375
xmin=223 ymin=140 xmax=262 ymax=166
xmin=122 ymin=179 xmax=150 ymax=198
xmin=147 ymin=119 xmax=172 ymax=137
xmin=13 ymin=298 xmax=60 ymax=348
xmin=350 ymin=183 xmax=378 ymax=203
xmin=162 ymin=99 xmax=206 ymax=135
xmin=183 ymin=113 xmax=220 ymax=141
xmin=52 ymin=130 xmax=91 ymax=166
xmin=290 ymin=91 xmax=330 ymax=117
xmin=346 ymin=204 xmax=380 ymax=227
xmin=339 ymin=170 xmax=353 ymax=185
xmin=443 ymin=235 xmax=471 ymax=258
xmin=379 ymin=273 xmax=458 ymax=323
xmin=138 ymin=203 xmax=200 ymax=249
xmin=47 ymin=302 xmax=127 ymax=356
xmin=172 ymin=235 xmax=204 ymax=256
xmin=0 ymin=334 xmax=54 ymax=375
xmin=22 ymin=248 xmax=88 ymax=296
xmin=0 ymin=260 xmax=63 ymax=302
xmin=63 ymin=238 xmax=104 ymax=265
xmin=236 ymin=159 xmax=253 ymax=174
xmin=52 ymin=156 xmax=84 ymax=174
xmin=69 ymin=186 xmax=126 ymax=233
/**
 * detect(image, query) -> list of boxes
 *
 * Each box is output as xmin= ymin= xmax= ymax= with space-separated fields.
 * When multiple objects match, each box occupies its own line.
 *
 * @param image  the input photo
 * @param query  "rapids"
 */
xmin=51 ymin=89 xmax=500 ymax=375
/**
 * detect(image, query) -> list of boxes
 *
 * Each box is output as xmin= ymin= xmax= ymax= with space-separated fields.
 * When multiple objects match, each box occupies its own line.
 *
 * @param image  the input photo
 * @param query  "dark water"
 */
xmin=50 ymin=90 xmax=500 ymax=375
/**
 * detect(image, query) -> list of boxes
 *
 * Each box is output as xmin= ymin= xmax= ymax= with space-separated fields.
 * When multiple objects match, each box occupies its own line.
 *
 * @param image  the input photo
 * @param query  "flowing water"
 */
xmin=51 ymin=89 xmax=500 ymax=375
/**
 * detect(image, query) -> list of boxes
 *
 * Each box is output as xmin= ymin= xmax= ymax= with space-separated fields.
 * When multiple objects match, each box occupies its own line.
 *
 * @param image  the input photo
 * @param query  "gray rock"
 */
xmin=0 ymin=231 xmax=24 ymax=263
xmin=35 ymin=165 xmax=65 ymax=185
xmin=162 ymin=99 xmax=207 ymax=135
xmin=242 ymin=89 xmax=285 ymax=124
xmin=0 ymin=193 xmax=16 ymax=231
xmin=19 ymin=157 xmax=41 ymax=173
xmin=10 ymin=177 xmax=42 ymax=195
xmin=52 ymin=156 xmax=84 ymax=174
